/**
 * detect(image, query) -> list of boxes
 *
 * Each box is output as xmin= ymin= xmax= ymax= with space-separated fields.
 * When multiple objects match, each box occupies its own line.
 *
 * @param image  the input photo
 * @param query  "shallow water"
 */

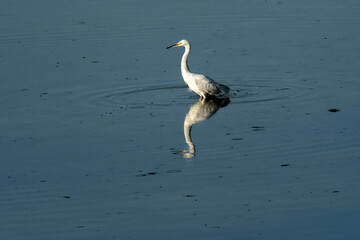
xmin=1 ymin=0 xmax=360 ymax=239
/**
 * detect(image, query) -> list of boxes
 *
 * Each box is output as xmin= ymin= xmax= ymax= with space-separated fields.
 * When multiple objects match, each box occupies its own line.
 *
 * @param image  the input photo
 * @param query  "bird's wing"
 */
xmin=194 ymin=74 xmax=228 ymax=95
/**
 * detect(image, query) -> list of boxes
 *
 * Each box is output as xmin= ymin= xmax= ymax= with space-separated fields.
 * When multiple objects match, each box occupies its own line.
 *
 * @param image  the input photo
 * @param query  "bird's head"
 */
xmin=166 ymin=39 xmax=190 ymax=49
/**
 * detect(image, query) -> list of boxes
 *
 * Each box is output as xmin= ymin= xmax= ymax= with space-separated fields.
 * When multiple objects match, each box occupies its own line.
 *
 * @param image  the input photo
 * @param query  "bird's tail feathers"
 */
xmin=219 ymin=84 xmax=230 ymax=94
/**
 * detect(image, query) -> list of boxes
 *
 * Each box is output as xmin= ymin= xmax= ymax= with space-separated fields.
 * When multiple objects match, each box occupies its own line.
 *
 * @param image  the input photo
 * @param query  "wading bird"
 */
xmin=166 ymin=40 xmax=230 ymax=99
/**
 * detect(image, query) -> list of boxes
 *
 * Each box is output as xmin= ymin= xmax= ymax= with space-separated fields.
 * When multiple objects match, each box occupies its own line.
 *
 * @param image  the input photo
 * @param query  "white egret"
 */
xmin=166 ymin=39 xmax=230 ymax=99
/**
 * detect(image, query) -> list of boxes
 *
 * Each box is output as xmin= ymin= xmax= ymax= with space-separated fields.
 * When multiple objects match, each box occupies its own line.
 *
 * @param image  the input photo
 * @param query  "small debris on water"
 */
xmin=231 ymin=138 xmax=243 ymax=140
xmin=135 ymin=172 xmax=157 ymax=177
xmin=252 ymin=126 xmax=265 ymax=131
xmin=184 ymin=194 xmax=196 ymax=198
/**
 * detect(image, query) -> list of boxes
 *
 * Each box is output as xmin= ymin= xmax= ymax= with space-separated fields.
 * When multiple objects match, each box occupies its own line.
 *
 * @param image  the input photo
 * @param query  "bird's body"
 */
xmin=167 ymin=40 xmax=230 ymax=99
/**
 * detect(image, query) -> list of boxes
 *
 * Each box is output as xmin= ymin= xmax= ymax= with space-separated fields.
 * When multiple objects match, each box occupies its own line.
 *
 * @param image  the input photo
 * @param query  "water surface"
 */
xmin=1 ymin=0 xmax=359 ymax=239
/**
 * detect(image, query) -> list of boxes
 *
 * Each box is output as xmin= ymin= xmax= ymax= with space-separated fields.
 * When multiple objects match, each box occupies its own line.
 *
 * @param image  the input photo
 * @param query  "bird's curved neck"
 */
xmin=181 ymin=44 xmax=191 ymax=76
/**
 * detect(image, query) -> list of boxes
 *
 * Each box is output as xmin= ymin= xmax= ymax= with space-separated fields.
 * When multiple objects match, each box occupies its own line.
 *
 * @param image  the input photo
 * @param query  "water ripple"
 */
xmin=55 ymin=78 xmax=310 ymax=111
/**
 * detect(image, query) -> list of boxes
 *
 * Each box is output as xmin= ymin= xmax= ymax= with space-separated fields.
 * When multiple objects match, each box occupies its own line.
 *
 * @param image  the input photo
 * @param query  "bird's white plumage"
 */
xmin=167 ymin=39 xmax=230 ymax=99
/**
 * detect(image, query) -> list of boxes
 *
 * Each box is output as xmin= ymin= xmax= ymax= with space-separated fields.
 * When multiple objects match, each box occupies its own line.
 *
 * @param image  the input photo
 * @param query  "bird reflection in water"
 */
xmin=182 ymin=97 xmax=230 ymax=158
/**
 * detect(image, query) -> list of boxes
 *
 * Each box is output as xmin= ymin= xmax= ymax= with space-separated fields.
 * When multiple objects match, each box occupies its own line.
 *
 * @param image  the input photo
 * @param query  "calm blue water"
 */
xmin=1 ymin=0 xmax=359 ymax=239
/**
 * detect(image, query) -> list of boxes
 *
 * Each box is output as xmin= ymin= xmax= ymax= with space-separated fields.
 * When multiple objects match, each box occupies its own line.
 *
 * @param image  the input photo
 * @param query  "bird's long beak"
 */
xmin=166 ymin=42 xmax=180 ymax=49
xmin=166 ymin=44 xmax=177 ymax=49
